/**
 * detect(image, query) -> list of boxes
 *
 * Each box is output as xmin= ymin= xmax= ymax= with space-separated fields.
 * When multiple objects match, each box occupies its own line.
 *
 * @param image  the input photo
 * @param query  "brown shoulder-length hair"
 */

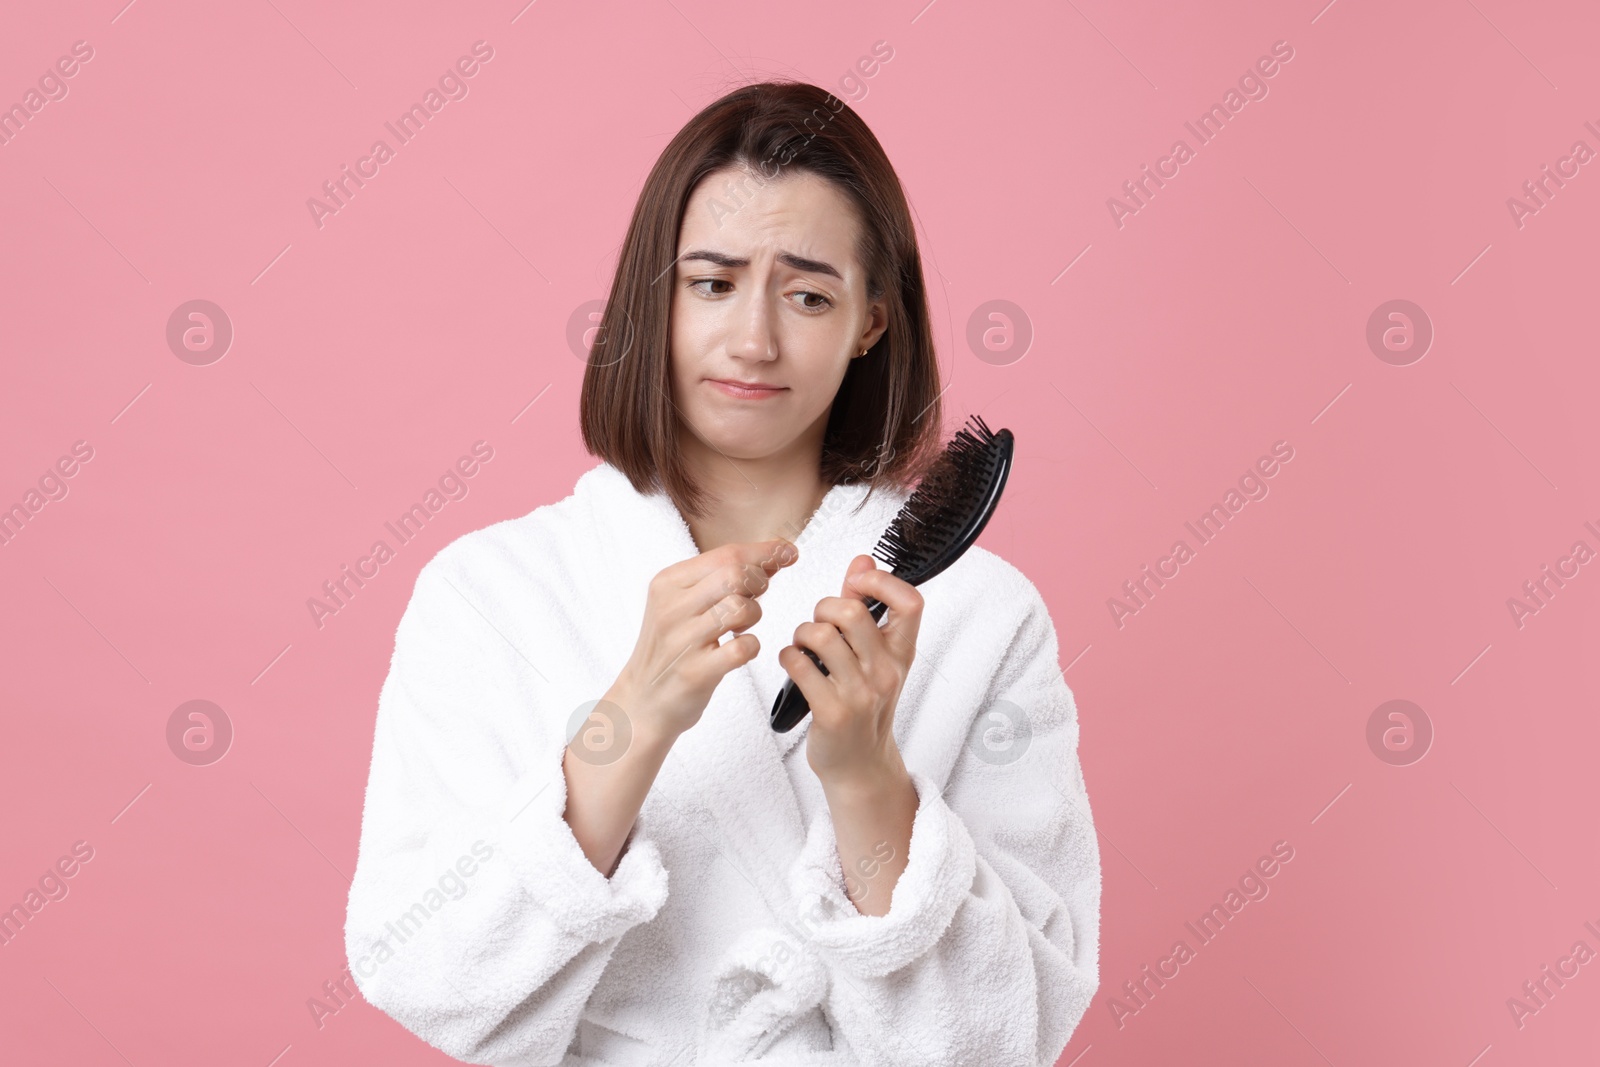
xmin=579 ymin=80 xmax=944 ymax=520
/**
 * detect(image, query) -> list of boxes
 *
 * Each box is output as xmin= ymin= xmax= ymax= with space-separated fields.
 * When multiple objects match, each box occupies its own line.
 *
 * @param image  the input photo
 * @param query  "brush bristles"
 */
xmin=874 ymin=414 xmax=1004 ymax=579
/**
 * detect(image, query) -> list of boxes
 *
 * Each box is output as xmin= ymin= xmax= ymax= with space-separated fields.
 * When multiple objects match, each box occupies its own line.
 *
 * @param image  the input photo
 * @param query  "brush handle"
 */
xmin=769 ymin=596 xmax=889 ymax=733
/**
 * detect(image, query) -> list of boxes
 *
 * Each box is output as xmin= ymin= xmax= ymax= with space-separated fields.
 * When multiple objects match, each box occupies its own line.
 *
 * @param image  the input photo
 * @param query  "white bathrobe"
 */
xmin=344 ymin=459 xmax=1101 ymax=1066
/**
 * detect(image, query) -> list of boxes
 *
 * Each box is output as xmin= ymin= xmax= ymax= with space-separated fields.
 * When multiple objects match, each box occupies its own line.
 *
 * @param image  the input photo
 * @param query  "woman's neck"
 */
xmin=680 ymin=437 xmax=831 ymax=555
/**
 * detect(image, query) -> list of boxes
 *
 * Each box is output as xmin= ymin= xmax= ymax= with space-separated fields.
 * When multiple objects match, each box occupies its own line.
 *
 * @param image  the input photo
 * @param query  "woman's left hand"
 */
xmin=779 ymin=554 xmax=924 ymax=789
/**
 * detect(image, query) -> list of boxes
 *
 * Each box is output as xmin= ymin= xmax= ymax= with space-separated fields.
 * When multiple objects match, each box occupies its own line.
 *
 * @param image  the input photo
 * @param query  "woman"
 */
xmin=344 ymin=81 xmax=1100 ymax=1065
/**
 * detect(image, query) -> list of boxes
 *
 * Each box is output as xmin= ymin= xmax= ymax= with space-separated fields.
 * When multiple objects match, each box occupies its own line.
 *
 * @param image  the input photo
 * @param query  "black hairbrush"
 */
xmin=770 ymin=414 xmax=1015 ymax=732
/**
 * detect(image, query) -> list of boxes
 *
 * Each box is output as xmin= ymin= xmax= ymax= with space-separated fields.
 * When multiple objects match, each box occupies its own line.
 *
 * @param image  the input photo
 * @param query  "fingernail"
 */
xmin=777 ymin=543 xmax=797 ymax=563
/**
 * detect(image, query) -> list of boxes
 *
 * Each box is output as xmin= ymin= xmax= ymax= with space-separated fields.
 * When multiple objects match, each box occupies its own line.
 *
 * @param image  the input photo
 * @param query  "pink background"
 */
xmin=2 ymin=0 xmax=1596 ymax=1063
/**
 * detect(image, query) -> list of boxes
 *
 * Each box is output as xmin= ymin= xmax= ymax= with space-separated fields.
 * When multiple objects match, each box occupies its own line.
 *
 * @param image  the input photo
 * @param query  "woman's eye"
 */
xmin=686 ymin=279 xmax=830 ymax=310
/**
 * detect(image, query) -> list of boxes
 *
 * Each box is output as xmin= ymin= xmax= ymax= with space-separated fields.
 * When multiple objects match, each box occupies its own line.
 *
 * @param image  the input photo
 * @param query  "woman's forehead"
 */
xmin=678 ymin=169 xmax=863 ymax=270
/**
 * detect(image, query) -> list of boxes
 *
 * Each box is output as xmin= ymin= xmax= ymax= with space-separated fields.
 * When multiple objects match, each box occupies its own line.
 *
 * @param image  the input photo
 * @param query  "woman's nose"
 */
xmin=727 ymin=287 xmax=777 ymax=361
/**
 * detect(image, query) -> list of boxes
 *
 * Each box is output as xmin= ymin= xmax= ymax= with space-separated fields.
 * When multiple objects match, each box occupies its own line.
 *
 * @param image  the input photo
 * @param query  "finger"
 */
xmin=777 ymin=642 xmax=832 ymax=711
xmin=839 ymin=555 xmax=924 ymax=653
xmin=676 ymin=545 xmax=787 ymax=619
xmin=812 ymin=595 xmax=885 ymax=673
xmin=709 ymin=631 xmax=760 ymax=673
xmin=793 ymin=619 xmax=865 ymax=693
xmin=657 ymin=589 xmax=758 ymax=664
xmin=700 ymin=591 xmax=761 ymax=642
xmin=671 ymin=538 xmax=798 ymax=588
xmin=678 ymin=542 xmax=797 ymax=619
xmin=683 ymin=564 xmax=768 ymax=622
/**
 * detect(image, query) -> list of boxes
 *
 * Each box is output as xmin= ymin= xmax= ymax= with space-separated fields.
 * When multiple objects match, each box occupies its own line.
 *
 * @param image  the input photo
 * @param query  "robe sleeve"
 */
xmin=788 ymin=581 xmax=1101 ymax=1066
xmin=344 ymin=550 xmax=669 ymax=1066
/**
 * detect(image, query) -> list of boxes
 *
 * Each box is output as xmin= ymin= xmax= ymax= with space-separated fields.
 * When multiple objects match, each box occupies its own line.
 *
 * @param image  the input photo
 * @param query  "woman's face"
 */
xmin=669 ymin=165 xmax=887 ymax=466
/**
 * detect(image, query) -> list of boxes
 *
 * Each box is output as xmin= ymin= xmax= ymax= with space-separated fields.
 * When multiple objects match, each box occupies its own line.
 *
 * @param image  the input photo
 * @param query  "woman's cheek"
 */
xmin=669 ymin=297 xmax=711 ymax=367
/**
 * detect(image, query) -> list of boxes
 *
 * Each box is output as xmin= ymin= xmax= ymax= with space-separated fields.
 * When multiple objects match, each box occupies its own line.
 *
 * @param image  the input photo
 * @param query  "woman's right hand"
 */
xmin=607 ymin=538 xmax=799 ymax=742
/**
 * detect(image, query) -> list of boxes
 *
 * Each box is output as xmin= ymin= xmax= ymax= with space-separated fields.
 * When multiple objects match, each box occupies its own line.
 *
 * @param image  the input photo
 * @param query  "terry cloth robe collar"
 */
xmin=574 ymin=460 xmax=911 ymax=937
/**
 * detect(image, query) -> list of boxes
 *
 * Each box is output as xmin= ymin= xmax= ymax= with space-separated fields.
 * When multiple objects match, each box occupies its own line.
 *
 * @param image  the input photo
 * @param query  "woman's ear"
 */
xmin=857 ymin=297 xmax=889 ymax=356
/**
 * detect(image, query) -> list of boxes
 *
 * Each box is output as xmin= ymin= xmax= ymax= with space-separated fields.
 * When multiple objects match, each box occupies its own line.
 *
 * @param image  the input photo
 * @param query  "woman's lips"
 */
xmin=708 ymin=379 xmax=787 ymax=400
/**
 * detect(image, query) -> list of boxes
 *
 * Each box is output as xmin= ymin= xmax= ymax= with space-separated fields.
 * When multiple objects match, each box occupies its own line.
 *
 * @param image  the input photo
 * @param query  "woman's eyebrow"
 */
xmin=679 ymin=248 xmax=842 ymax=280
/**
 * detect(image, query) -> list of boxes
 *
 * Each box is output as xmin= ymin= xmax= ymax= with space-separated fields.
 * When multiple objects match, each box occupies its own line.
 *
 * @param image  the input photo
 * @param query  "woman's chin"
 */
xmin=689 ymin=425 xmax=795 ymax=462
xmin=708 ymin=438 xmax=788 ymax=461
